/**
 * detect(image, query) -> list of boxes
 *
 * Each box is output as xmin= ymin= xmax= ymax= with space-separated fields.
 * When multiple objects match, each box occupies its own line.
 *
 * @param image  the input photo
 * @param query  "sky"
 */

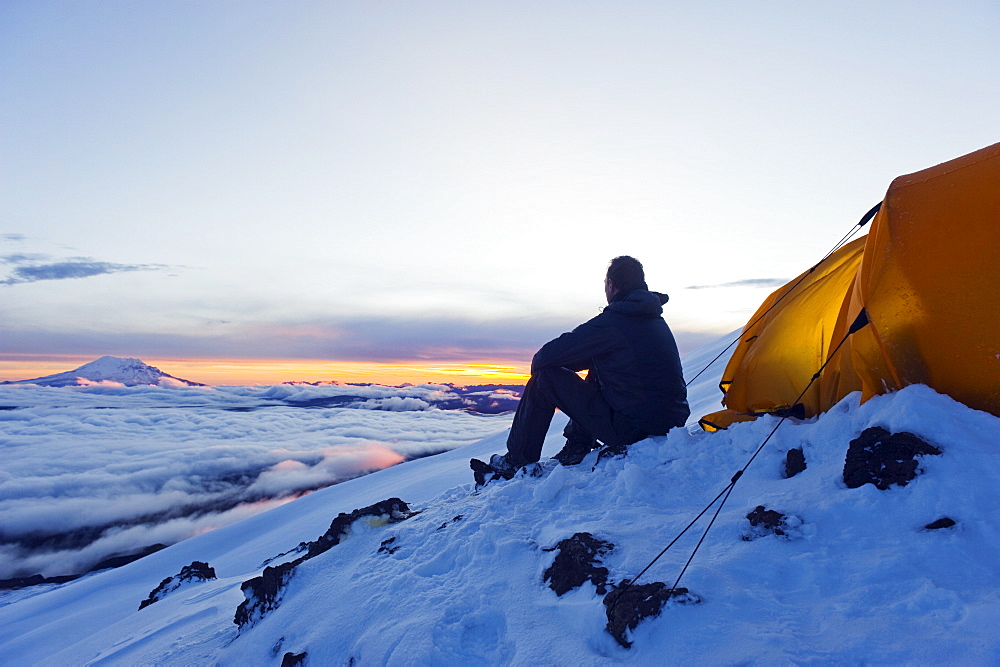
xmin=2 ymin=1 xmax=998 ymax=384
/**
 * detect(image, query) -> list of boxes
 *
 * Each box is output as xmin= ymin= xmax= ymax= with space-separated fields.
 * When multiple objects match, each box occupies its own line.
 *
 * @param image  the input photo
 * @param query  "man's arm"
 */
xmin=530 ymin=318 xmax=617 ymax=374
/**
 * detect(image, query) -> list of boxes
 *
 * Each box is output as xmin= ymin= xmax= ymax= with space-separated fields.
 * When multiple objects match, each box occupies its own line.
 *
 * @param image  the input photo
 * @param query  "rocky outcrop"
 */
xmin=139 ymin=561 xmax=216 ymax=610
xmin=281 ymin=651 xmax=307 ymax=666
xmin=785 ymin=447 xmax=807 ymax=478
xmin=843 ymin=427 xmax=941 ymax=490
xmin=603 ymin=581 xmax=700 ymax=648
xmin=924 ymin=517 xmax=956 ymax=530
xmin=543 ymin=533 xmax=614 ymax=596
xmin=235 ymin=498 xmax=412 ymax=630
xmin=743 ymin=505 xmax=787 ymax=540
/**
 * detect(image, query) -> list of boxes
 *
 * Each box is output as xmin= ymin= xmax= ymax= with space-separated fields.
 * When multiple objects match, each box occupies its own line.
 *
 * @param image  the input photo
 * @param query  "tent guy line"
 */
xmin=613 ymin=308 xmax=871 ymax=612
xmin=684 ymin=200 xmax=881 ymax=390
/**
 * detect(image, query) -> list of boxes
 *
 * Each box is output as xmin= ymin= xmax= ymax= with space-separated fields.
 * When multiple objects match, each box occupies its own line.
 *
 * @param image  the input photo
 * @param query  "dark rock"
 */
xmin=785 ymin=447 xmax=807 ymax=478
xmin=744 ymin=505 xmax=787 ymax=540
xmin=139 ymin=561 xmax=217 ymax=610
xmin=843 ymin=427 xmax=941 ymax=490
xmin=378 ymin=537 xmax=400 ymax=555
xmin=603 ymin=581 xmax=700 ymax=648
xmin=281 ymin=651 xmax=307 ymax=666
xmin=234 ymin=560 xmax=298 ymax=629
xmin=543 ymin=533 xmax=614 ymax=596
xmin=437 ymin=515 xmax=463 ymax=531
xmin=304 ymin=498 xmax=412 ymax=560
xmin=925 ymin=517 xmax=956 ymax=530
xmin=260 ymin=542 xmax=311 ymax=569
xmin=138 ymin=562 xmax=212 ymax=608
xmin=235 ymin=498 xmax=412 ymax=629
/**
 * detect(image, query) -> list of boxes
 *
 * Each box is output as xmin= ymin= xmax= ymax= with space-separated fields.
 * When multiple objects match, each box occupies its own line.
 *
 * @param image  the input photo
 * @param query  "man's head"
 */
xmin=605 ymin=255 xmax=645 ymax=303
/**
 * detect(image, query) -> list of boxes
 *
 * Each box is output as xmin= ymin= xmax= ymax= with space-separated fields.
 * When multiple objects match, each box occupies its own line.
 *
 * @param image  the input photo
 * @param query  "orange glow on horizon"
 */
xmin=0 ymin=355 xmax=530 ymax=387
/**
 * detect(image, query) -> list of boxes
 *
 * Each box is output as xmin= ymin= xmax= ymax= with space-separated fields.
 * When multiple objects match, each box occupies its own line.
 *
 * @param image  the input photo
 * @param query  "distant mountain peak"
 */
xmin=8 ymin=356 xmax=204 ymax=387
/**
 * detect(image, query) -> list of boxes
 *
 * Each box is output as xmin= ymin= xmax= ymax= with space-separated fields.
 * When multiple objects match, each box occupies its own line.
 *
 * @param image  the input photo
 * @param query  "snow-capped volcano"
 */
xmin=8 ymin=356 xmax=203 ymax=387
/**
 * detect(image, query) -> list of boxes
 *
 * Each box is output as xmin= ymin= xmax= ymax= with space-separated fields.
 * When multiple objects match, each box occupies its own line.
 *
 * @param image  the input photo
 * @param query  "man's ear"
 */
xmin=605 ymin=277 xmax=619 ymax=303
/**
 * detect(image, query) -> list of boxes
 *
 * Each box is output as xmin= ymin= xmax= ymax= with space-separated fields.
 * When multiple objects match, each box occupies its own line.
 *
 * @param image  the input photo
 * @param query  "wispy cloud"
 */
xmin=1 ymin=253 xmax=50 ymax=264
xmin=1 ymin=258 xmax=169 ymax=286
xmin=0 ymin=314 xmax=565 ymax=363
xmin=0 ymin=311 xmax=720 ymax=368
xmin=686 ymin=278 xmax=788 ymax=290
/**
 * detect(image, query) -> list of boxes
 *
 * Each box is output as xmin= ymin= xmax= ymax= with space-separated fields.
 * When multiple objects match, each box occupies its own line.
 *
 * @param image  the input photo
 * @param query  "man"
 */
xmin=472 ymin=256 xmax=689 ymax=485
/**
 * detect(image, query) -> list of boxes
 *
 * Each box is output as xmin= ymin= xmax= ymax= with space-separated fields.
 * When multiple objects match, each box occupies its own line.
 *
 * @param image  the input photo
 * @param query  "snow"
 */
xmin=4 ymin=355 xmax=203 ymax=387
xmin=1 ymin=336 xmax=999 ymax=663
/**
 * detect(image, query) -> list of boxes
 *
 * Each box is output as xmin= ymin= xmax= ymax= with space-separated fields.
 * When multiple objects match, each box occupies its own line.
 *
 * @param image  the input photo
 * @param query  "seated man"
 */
xmin=473 ymin=256 xmax=690 ymax=484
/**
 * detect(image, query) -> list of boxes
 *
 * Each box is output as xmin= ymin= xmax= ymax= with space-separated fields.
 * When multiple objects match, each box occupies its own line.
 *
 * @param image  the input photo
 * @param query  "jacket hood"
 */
xmin=607 ymin=287 xmax=668 ymax=317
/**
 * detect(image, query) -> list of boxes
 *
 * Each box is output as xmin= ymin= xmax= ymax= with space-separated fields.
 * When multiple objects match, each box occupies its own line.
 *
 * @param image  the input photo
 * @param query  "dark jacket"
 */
xmin=531 ymin=286 xmax=690 ymax=434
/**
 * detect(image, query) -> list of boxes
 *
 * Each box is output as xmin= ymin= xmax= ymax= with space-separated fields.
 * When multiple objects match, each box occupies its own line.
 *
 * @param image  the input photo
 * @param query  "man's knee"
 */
xmin=533 ymin=365 xmax=575 ymax=383
xmin=532 ymin=366 xmax=583 ymax=398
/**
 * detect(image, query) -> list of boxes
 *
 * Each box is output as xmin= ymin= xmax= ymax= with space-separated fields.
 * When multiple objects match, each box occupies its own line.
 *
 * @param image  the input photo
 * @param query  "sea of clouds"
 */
xmin=0 ymin=382 xmax=514 ymax=580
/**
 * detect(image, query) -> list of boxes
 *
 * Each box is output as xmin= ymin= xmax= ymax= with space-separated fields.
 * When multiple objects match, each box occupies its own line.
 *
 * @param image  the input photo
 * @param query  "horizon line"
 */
xmin=0 ymin=354 xmax=531 ymax=387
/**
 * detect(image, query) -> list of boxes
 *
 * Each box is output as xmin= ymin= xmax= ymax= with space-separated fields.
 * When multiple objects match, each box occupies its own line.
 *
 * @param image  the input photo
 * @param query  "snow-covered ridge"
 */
xmin=4 ymin=355 xmax=204 ymax=387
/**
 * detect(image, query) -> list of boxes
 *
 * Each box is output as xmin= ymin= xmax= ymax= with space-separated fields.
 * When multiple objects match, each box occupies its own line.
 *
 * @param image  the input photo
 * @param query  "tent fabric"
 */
xmin=701 ymin=142 xmax=1000 ymax=430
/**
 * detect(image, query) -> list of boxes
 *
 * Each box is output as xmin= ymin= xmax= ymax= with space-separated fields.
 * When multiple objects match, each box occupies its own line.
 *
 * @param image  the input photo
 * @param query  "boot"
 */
xmin=470 ymin=453 xmax=518 ymax=486
xmin=553 ymin=439 xmax=598 ymax=466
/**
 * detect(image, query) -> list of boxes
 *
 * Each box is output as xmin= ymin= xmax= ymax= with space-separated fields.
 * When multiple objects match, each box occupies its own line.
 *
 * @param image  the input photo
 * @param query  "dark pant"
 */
xmin=506 ymin=367 xmax=645 ymax=465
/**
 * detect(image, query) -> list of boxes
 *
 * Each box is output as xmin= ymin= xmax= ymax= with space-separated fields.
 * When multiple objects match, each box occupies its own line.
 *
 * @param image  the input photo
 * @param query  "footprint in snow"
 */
xmin=430 ymin=607 xmax=513 ymax=662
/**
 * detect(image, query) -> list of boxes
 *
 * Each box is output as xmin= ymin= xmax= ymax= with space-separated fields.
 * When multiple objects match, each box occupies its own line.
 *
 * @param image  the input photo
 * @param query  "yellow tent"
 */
xmin=701 ymin=143 xmax=1000 ymax=431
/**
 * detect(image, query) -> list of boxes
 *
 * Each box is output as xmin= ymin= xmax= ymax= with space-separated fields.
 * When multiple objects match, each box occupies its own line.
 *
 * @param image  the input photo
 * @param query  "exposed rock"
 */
xmin=139 ymin=561 xmax=217 ymax=610
xmin=281 ymin=651 xmax=307 ymax=666
xmin=743 ymin=505 xmax=804 ymax=541
xmin=924 ymin=517 xmax=956 ymax=530
xmin=843 ymin=427 xmax=941 ymax=490
xmin=543 ymin=533 xmax=614 ymax=596
xmin=378 ymin=537 xmax=399 ymax=555
xmin=744 ymin=505 xmax=787 ymax=540
xmin=785 ymin=447 xmax=807 ymax=478
xmin=235 ymin=498 xmax=412 ymax=629
xmin=303 ymin=498 xmax=413 ymax=560
xmin=437 ymin=515 xmax=463 ymax=531
xmin=260 ymin=542 xmax=311 ymax=569
xmin=603 ymin=581 xmax=700 ymax=648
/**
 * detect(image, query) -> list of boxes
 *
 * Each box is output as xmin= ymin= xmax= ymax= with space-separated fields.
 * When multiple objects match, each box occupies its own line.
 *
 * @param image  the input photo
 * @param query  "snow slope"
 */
xmin=1 ymin=335 xmax=999 ymax=664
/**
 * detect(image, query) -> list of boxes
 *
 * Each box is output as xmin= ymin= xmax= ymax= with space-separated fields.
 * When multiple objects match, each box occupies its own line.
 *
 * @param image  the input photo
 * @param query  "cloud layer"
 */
xmin=0 ymin=382 xmax=513 ymax=579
